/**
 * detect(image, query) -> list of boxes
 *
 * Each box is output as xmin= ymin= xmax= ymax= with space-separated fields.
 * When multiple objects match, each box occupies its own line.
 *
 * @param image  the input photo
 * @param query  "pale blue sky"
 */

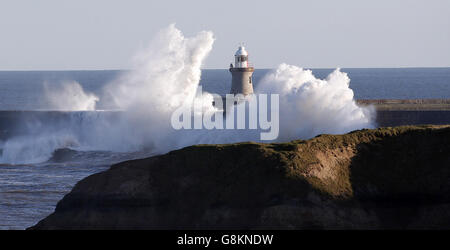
xmin=0 ymin=0 xmax=449 ymax=70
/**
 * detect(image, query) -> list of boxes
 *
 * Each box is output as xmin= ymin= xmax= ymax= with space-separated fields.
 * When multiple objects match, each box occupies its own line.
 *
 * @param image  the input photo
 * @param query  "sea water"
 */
xmin=0 ymin=68 xmax=449 ymax=229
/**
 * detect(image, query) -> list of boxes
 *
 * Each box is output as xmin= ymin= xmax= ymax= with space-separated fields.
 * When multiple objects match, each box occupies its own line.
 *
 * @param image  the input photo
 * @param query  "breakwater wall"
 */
xmin=375 ymin=110 xmax=450 ymax=127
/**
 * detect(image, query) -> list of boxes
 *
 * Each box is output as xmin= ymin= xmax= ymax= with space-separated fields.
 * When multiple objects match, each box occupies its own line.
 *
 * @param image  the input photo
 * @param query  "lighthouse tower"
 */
xmin=229 ymin=45 xmax=254 ymax=95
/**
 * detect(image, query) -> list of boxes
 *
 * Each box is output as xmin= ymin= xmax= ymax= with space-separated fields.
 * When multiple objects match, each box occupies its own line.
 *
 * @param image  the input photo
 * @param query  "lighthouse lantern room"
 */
xmin=234 ymin=46 xmax=249 ymax=68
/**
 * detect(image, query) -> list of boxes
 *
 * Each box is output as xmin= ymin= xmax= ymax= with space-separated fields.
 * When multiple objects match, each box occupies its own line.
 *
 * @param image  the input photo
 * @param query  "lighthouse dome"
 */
xmin=235 ymin=46 xmax=248 ymax=56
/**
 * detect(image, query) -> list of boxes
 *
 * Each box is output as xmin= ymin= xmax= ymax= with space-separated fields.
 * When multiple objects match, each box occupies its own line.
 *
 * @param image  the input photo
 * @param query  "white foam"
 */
xmin=0 ymin=25 xmax=374 ymax=164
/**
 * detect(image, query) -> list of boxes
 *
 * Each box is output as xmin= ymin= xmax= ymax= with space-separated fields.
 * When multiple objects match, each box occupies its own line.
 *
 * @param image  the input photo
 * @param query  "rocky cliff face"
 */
xmin=30 ymin=125 xmax=450 ymax=229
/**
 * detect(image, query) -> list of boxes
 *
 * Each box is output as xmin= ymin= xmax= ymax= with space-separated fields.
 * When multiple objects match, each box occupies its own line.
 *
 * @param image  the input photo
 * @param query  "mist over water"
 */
xmin=0 ymin=24 xmax=374 ymax=165
xmin=44 ymin=81 xmax=99 ymax=111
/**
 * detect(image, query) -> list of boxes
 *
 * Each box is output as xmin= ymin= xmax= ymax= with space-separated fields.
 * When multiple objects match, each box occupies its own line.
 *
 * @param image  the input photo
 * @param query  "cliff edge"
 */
xmin=30 ymin=125 xmax=450 ymax=229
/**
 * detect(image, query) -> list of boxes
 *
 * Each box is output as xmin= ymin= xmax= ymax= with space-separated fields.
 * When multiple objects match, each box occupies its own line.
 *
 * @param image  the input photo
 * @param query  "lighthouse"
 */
xmin=229 ymin=45 xmax=254 ymax=96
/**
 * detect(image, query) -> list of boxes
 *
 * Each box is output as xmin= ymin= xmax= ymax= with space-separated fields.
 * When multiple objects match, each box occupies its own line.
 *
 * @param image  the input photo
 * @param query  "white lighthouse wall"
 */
xmin=230 ymin=70 xmax=254 ymax=95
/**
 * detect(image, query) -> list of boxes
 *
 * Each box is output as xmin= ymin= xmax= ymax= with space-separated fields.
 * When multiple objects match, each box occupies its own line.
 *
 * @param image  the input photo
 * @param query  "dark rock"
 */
xmin=30 ymin=125 xmax=450 ymax=229
xmin=49 ymin=148 xmax=78 ymax=163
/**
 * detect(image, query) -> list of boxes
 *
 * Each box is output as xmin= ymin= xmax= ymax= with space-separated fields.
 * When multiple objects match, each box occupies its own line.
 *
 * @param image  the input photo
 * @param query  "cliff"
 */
xmin=30 ymin=125 xmax=450 ymax=229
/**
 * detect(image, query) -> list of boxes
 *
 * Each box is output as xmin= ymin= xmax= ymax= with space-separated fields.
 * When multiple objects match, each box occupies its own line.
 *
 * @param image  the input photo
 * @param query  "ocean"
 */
xmin=0 ymin=68 xmax=449 ymax=229
xmin=1 ymin=68 xmax=450 ymax=111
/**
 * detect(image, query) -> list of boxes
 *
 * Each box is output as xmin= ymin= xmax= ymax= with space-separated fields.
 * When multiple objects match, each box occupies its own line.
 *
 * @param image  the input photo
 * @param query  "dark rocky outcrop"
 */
xmin=30 ymin=125 xmax=450 ymax=229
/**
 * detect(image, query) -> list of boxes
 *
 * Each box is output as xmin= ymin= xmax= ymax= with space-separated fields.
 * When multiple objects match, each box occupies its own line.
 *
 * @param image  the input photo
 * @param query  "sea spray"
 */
xmin=257 ymin=64 xmax=375 ymax=141
xmin=0 ymin=24 xmax=216 ymax=163
xmin=0 ymin=25 xmax=375 ymax=164
xmin=100 ymin=23 xmax=216 ymax=153
xmin=44 ymin=81 xmax=99 ymax=111
xmin=0 ymin=131 xmax=79 ymax=164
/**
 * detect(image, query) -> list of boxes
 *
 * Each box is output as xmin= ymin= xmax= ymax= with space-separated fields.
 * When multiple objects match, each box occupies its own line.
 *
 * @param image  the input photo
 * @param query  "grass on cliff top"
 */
xmin=181 ymin=125 xmax=450 ymax=200
xmin=189 ymin=125 xmax=448 ymax=150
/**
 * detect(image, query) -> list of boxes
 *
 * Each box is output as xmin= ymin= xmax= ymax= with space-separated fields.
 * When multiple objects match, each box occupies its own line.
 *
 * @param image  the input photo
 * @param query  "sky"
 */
xmin=0 ymin=0 xmax=449 ymax=70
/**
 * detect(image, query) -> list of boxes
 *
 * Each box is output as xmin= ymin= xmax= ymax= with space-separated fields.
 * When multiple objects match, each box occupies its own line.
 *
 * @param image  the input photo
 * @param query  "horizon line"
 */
xmin=1 ymin=66 xmax=450 ymax=72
